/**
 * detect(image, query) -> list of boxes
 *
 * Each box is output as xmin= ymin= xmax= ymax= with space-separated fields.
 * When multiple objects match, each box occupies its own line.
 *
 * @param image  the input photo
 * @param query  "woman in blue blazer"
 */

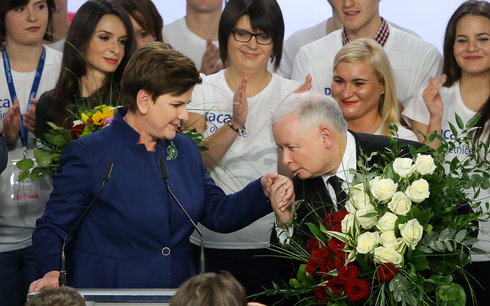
xmin=29 ymin=43 xmax=293 ymax=291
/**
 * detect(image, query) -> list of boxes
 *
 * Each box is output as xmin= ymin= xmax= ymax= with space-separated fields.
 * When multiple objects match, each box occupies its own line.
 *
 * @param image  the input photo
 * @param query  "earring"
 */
xmin=381 ymin=90 xmax=385 ymax=95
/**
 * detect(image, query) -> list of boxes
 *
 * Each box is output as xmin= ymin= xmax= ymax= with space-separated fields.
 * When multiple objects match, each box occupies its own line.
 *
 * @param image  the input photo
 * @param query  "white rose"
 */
xmin=374 ymin=246 xmax=403 ymax=265
xmin=387 ymin=192 xmax=412 ymax=216
xmin=356 ymin=231 xmax=379 ymax=254
xmin=341 ymin=213 xmax=356 ymax=233
xmin=348 ymin=190 xmax=371 ymax=210
xmin=376 ymin=212 xmax=398 ymax=232
xmin=356 ymin=204 xmax=378 ymax=230
xmin=379 ymin=231 xmax=405 ymax=252
xmin=414 ymin=154 xmax=436 ymax=175
xmin=399 ymin=219 xmax=424 ymax=249
xmin=370 ymin=177 xmax=398 ymax=202
xmin=405 ymin=179 xmax=430 ymax=203
xmin=393 ymin=157 xmax=414 ymax=178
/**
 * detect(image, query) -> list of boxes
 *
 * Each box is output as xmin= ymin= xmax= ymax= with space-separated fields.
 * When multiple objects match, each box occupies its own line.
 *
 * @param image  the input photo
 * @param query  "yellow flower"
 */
xmin=91 ymin=108 xmax=115 ymax=126
xmin=81 ymin=113 xmax=90 ymax=123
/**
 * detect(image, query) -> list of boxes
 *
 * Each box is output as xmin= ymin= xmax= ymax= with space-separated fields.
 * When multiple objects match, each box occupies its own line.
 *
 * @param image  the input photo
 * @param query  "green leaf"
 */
xmin=466 ymin=115 xmax=480 ymax=128
xmin=455 ymin=113 xmax=464 ymax=130
xmin=15 ymin=158 xmax=34 ymax=171
xmin=437 ymin=283 xmax=466 ymax=306
xmin=455 ymin=230 xmax=467 ymax=243
xmin=34 ymin=149 xmax=54 ymax=168
xmin=44 ymin=131 xmax=71 ymax=147
xmin=18 ymin=170 xmax=30 ymax=182
xmin=407 ymin=249 xmax=429 ymax=271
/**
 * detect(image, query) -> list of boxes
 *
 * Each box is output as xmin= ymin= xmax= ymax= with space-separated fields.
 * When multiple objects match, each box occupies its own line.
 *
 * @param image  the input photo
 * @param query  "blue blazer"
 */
xmin=33 ymin=110 xmax=271 ymax=288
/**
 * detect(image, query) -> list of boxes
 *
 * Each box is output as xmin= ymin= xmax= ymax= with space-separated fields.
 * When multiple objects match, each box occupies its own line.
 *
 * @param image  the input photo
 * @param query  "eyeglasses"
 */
xmin=231 ymin=29 xmax=273 ymax=45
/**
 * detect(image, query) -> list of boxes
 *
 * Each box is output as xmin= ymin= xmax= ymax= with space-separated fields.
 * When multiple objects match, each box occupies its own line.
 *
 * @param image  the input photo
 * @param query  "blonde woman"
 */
xmin=331 ymin=38 xmax=418 ymax=141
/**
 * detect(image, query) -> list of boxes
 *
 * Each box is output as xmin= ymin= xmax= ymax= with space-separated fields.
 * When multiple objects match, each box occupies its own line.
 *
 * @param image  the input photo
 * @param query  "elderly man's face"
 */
xmin=273 ymin=114 xmax=338 ymax=179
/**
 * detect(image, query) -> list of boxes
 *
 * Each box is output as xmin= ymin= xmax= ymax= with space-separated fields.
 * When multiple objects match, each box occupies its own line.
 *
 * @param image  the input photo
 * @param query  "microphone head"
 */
xmin=103 ymin=160 xmax=114 ymax=183
xmin=158 ymin=157 xmax=168 ymax=180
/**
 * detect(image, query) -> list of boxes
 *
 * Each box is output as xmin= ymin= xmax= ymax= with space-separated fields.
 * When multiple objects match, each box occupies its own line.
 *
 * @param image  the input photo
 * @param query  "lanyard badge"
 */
xmin=2 ymin=46 xmax=46 ymax=148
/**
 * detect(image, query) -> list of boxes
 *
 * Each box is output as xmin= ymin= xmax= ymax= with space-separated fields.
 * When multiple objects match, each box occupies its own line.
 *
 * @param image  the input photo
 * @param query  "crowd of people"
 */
xmin=0 ymin=0 xmax=488 ymax=305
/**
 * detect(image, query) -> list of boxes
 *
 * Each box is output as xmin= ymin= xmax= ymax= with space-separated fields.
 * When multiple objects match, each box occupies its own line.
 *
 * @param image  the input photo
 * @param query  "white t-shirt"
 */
xmin=291 ymin=23 xmax=443 ymax=107
xmin=276 ymin=20 xmax=422 ymax=79
xmin=0 ymin=46 xmax=62 ymax=252
xmin=275 ymin=20 xmax=327 ymax=78
xmin=188 ymin=70 xmax=300 ymax=249
xmin=163 ymin=17 xmax=220 ymax=71
xmin=403 ymin=81 xmax=490 ymax=261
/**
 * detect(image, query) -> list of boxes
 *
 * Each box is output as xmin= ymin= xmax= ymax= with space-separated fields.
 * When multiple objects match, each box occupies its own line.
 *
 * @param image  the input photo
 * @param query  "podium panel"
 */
xmin=80 ymin=289 xmax=176 ymax=305
xmin=29 ymin=288 xmax=176 ymax=306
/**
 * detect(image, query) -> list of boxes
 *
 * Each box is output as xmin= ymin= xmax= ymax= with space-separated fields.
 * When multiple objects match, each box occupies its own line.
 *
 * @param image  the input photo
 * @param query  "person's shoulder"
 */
xmin=387 ymin=23 xmax=439 ymax=53
xmin=299 ymin=29 xmax=341 ymax=55
xmin=286 ymin=20 xmax=327 ymax=45
xmin=44 ymin=45 xmax=63 ymax=61
xmin=352 ymin=131 xmax=423 ymax=150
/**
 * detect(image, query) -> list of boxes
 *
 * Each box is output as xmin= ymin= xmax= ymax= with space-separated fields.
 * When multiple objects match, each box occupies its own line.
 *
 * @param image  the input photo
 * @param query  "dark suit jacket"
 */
xmin=33 ymin=109 xmax=271 ymax=289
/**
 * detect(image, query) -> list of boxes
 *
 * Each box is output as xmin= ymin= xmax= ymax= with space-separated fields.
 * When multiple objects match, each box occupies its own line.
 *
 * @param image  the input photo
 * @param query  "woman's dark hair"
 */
xmin=50 ymin=0 xmax=135 ymax=127
xmin=121 ymin=42 xmax=201 ymax=112
xmin=443 ymin=0 xmax=490 ymax=87
xmin=471 ymin=95 xmax=490 ymax=143
xmin=443 ymin=0 xmax=490 ymax=143
xmin=218 ymin=0 xmax=284 ymax=70
xmin=0 ymin=0 xmax=56 ymax=46
xmin=118 ymin=0 xmax=163 ymax=42
xmin=169 ymin=271 xmax=247 ymax=306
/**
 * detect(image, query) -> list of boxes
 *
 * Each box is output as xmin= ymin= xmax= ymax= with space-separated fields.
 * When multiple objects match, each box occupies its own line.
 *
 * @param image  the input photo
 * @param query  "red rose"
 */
xmin=333 ymin=209 xmax=349 ymax=224
xmin=307 ymin=238 xmax=319 ymax=252
xmin=338 ymin=264 xmax=360 ymax=283
xmin=344 ymin=278 xmax=370 ymax=302
xmin=328 ymin=238 xmax=345 ymax=252
xmin=376 ymin=263 xmax=399 ymax=281
xmin=325 ymin=277 xmax=344 ymax=296
xmin=70 ymin=124 xmax=84 ymax=139
xmin=315 ymin=285 xmax=329 ymax=302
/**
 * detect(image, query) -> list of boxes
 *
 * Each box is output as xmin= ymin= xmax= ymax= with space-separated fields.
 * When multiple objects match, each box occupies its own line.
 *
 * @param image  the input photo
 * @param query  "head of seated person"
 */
xmin=170 ymin=271 xmax=248 ymax=306
xmin=25 ymin=286 xmax=85 ymax=306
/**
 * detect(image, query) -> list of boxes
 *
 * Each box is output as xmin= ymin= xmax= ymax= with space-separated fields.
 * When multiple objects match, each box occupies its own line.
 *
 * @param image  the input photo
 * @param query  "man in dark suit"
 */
xmin=269 ymin=91 xmax=422 ymax=243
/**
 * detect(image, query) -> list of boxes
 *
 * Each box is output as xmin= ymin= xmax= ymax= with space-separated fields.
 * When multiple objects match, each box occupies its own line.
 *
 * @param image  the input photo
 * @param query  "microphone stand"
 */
xmin=59 ymin=160 xmax=114 ymax=286
xmin=158 ymin=157 xmax=205 ymax=273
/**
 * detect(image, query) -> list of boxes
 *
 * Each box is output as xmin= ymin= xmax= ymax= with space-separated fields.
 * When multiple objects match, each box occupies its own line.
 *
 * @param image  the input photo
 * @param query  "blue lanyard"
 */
xmin=2 ymin=46 xmax=46 ymax=148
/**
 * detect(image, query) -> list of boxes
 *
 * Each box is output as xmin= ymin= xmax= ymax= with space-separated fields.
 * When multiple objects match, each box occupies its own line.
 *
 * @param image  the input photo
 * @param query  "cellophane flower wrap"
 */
xmin=16 ymin=104 xmax=119 ymax=181
xmin=261 ymin=120 xmax=490 ymax=305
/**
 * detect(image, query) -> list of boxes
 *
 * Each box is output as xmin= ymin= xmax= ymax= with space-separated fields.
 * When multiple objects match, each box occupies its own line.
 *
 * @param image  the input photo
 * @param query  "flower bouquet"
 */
xmin=262 ymin=119 xmax=489 ymax=305
xmin=16 ymin=104 xmax=118 ymax=181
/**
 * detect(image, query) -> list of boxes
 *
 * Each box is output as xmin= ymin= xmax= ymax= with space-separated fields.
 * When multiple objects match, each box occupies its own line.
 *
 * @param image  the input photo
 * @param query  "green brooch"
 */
xmin=166 ymin=141 xmax=178 ymax=161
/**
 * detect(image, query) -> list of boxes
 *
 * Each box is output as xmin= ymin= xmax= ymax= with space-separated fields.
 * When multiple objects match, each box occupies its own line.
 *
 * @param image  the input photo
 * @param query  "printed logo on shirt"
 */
xmin=442 ymin=129 xmax=473 ymax=155
xmin=0 ymin=98 xmax=13 ymax=119
xmin=205 ymin=111 xmax=232 ymax=134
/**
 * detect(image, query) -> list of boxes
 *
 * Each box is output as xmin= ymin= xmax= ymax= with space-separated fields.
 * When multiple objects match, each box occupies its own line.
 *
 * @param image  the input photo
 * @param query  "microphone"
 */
xmin=158 ymin=157 xmax=205 ymax=274
xmin=59 ymin=160 xmax=114 ymax=286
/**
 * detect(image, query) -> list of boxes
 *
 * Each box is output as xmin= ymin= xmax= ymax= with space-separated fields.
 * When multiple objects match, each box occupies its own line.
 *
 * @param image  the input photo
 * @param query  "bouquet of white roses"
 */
xmin=262 ymin=119 xmax=489 ymax=306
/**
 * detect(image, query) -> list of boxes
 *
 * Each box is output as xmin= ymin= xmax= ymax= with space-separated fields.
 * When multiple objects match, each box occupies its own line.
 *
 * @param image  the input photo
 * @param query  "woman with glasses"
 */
xmin=184 ymin=0 xmax=307 ymax=302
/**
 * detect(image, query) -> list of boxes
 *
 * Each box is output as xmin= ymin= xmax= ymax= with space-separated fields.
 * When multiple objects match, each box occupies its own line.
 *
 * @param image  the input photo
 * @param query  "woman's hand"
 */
xmin=231 ymin=76 xmax=248 ymax=129
xmin=294 ymin=74 xmax=312 ymax=93
xmin=28 ymin=271 xmax=60 ymax=293
xmin=262 ymin=173 xmax=296 ymax=228
xmin=200 ymin=40 xmax=222 ymax=75
xmin=2 ymin=99 xmax=21 ymax=145
xmin=23 ymin=98 xmax=38 ymax=133
xmin=422 ymin=74 xmax=446 ymax=120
